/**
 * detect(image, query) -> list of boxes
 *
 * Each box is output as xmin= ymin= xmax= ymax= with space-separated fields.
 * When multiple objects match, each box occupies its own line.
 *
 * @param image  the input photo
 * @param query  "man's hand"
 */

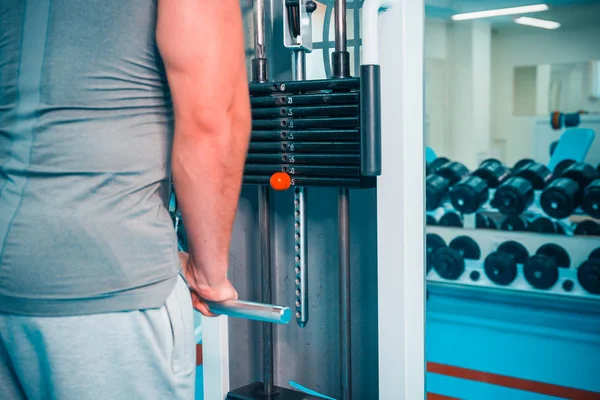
xmin=178 ymin=252 xmax=238 ymax=317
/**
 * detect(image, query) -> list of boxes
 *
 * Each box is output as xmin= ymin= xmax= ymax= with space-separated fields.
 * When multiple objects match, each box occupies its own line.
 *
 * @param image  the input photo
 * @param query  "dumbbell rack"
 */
xmin=427 ymin=227 xmax=600 ymax=301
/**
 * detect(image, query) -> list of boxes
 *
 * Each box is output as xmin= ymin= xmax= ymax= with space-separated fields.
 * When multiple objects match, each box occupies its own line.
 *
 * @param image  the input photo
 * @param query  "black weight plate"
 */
xmin=515 ymin=162 xmax=553 ymax=190
xmin=426 ymin=214 xmax=437 ymax=226
xmin=436 ymin=161 xmax=470 ymax=185
xmin=431 ymin=247 xmax=465 ymax=280
xmin=577 ymin=259 xmax=600 ymax=295
xmin=450 ymin=176 xmax=489 ymax=214
xmin=540 ymin=178 xmax=579 ymax=219
xmin=449 ymin=236 xmax=481 ymax=260
xmin=574 ymin=220 xmax=600 ymax=236
xmin=529 ymin=217 xmax=559 ymax=234
xmin=536 ymin=243 xmax=570 ymax=268
xmin=497 ymin=241 xmax=529 ymax=264
xmin=439 ymin=212 xmax=463 ymax=227
xmin=501 ymin=215 xmax=528 ymax=232
xmin=562 ymin=162 xmax=600 ymax=188
xmin=484 ymin=252 xmax=518 ymax=286
xmin=524 ymin=254 xmax=559 ymax=290
xmin=476 ymin=213 xmax=498 ymax=230
xmin=581 ymin=179 xmax=600 ymax=219
xmin=473 ymin=159 xmax=511 ymax=189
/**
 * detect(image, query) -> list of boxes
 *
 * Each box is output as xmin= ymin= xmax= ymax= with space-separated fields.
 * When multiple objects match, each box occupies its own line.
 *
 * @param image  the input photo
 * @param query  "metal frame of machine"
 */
xmin=201 ymin=1 xmax=425 ymax=399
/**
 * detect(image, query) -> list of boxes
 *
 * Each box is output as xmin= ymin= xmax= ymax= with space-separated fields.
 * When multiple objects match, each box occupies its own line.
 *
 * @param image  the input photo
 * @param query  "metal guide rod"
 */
xmin=338 ymin=187 xmax=351 ymax=400
xmin=252 ymin=0 xmax=274 ymax=396
xmin=293 ymin=49 xmax=309 ymax=329
xmin=334 ymin=0 xmax=352 ymax=398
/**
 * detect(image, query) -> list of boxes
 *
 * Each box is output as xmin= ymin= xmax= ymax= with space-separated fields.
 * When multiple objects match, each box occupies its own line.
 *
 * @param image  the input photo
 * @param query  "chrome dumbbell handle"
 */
xmin=205 ymin=299 xmax=292 ymax=325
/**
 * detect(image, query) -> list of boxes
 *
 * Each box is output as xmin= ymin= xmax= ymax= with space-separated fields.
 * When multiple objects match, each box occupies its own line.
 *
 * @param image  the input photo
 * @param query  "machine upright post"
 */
xmin=333 ymin=1 xmax=352 ymax=399
xmin=253 ymin=0 xmax=274 ymax=396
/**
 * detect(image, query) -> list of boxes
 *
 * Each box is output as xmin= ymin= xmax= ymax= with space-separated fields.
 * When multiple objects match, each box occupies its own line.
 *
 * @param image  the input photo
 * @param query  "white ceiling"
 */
xmin=426 ymin=0 xmax=600 ymax=32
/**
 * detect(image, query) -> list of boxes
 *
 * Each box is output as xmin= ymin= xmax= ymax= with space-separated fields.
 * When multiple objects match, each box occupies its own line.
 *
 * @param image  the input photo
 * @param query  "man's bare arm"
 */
xmin=157 ymin=0 xmax=251 ymax=290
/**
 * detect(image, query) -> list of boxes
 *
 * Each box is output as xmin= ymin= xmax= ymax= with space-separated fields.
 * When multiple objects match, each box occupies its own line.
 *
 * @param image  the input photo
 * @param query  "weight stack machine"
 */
xmin=228 ymin=1 xmax=381 ymax=399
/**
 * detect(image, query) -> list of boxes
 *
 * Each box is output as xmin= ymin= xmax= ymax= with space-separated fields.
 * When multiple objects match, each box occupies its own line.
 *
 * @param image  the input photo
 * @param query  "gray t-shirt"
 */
xmin=0 ymin=0 xmax=179 ymax=316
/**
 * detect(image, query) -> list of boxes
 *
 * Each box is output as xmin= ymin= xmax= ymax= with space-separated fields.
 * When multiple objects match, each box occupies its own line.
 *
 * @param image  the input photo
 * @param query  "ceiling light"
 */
xmin=451 ymin=4 xmax=549 ymax=21
xmin=515 ymin=16 xmax=561 ymax=29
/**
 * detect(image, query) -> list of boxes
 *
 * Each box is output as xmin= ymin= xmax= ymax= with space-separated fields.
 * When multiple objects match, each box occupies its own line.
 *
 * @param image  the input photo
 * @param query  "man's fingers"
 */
xmin=191 ymin=292 xmax=217 ymax=317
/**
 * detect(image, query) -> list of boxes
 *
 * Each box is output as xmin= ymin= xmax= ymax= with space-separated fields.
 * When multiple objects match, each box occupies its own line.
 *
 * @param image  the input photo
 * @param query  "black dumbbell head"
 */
xmin=436 ymin=161 xmax=470 ymax=185
xmin=439 ymin=212 xmax=463 ymax=227
xmin=561 ymin=163 xmax=600 ymax=189
xmin=426 ymin=174 xmax=451 ymax=211
xmin=553 ymin=159 xmax=576 ymax=178
xmin=524 ymin=254 xmax=559 ymax=290
xmin=450 ymin=176 xmax=489 ymax=214
xmin=426 ymin=214 xmax=437 ymax=226
xmin=484 ymin=252 xmax=518 ymax=286
xmin=513 ymin=159 xmax=534 ymax=171
xmin=515 ymin=162 xmax=553 ymax=190
xmin=429 ymin=157 xmax=450 ymax=174
xmin=426 ymin=233 xmax=446 ymax=273
xmin=473 ymin=159 xmax=511 ymax=189
xmin=492 ymin=177 xmax=534 ymax=215
xmin=581 ymin=179 xmax=600 ymax=219
xmin=501 ymin=215 xmax=528 ymax=232
xmin=529 ymin=217 xmax=560 ymax=234
xmin=476 ymin=213 xmax=498 ymax=230
xmin=431 ymin=247 xmax=465 ymax=280
xmin=497 ymin=241 xmax=529 ymax=264
xmin=574 ymin=220 xmax=600 ymax=236
xmin=577 ymin=259 xmax=600 ymax=295
xmin=540 ymin=178 xmax=579 ymax=219
xmin=536 ymin=243 xmax=570 ymax=268
xmin=449 ymin=236 xmax=481 ymax=260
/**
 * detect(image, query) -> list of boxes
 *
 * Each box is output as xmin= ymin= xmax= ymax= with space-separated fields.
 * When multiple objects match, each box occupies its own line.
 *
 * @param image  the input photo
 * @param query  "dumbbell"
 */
xmin=528 ymin=216 xmax=564 ymax=235
xmin=449 ymin=160 xmax=511 ymax=214
xmin=513 ymin=160 xmax=553 ymax=190
xmin=438 ymin=211 xmax=463 ymax=227
xmin=523 ymin=243 xmax=570 ymax=290
xmin=484 ymin=240 xmax=529 ymax=286
xmin=449 ymin=236 xmax=481 ymax=260
xmin=429 ymin=246 xmax=465 ymax=280
xmin=426 ymin=161 xmax=469 ymax=211
xmin=574 ymin=220 xmax=600 ymax=236
xmin=578 ymin=247 xmax=600 ymax=295
xmin=472 ymin=159 xmax=512 ymax=188
xmin=428 ymin=157 xmax=450 ymax=175
xmin=513 ymin=159 xmax=535 ymax=171
xmin=492 ymin=161 xmax=552 ymax=215
xmin=500 ymin=215 xmax=528 ymax=232
xmin=541 ymin=162 xmax=599 ymax=219
xmin=476 ymin=213 xmax=497 ymax=230
xmin=582 ymin=179 xmax=600 ymax=219
xmin=426 ymin=215 xmax=438 ymax=226
xmin=426 ymin=233 xmax=446 ymax=273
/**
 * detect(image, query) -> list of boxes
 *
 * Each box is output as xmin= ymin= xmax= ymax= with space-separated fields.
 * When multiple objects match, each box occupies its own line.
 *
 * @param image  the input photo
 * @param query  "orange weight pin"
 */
xmin=270 ymin=172 xmax=292 ymax=191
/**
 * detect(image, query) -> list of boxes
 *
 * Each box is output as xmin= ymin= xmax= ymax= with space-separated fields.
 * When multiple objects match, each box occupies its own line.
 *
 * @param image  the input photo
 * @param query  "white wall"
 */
xmin=491 ymin=25 xmax=600 ymax=165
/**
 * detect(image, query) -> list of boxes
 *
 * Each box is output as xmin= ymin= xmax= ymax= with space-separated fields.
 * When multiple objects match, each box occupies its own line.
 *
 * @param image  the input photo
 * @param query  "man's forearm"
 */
xmin=172 ymin=96 xmax=251 ymax=287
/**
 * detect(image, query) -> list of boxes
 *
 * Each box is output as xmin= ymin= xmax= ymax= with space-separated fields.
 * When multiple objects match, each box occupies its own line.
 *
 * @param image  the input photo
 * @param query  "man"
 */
xmin=0 ymin=0 xmax=250 ymax=398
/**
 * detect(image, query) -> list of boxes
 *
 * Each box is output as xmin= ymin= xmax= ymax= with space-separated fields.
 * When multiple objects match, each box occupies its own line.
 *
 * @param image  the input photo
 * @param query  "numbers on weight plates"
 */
xmin=287 ymin=109 xmax=293 ymax=116
xmin=289 ymin=144 xmax=295 ymax=151
xmin=289 ymin=167 xmax=295 ymax=174
xmin=289 ymin=155 xmax=295 ymax=163
xmin=288 ymin=121 xmax=294 ymax=129
xmin=287 ymin=132 xmax=294 ymax=139
xmin=287 ymin=97 xmax=293 ymax=104
xmin=291 ymin=179 xmax=296 ymax=186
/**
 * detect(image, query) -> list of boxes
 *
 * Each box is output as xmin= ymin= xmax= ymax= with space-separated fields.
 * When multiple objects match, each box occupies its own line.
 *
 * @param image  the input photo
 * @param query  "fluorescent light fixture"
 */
xmin=451 ymin=4 xmax=549 ymax=21
xmin=515 ymin=16 xmax=561 ymax=29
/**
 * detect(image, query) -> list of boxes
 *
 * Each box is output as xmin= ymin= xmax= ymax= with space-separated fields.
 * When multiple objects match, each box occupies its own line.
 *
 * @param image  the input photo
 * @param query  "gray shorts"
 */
xmin=0 ymin=275 xmax=196 ymax=400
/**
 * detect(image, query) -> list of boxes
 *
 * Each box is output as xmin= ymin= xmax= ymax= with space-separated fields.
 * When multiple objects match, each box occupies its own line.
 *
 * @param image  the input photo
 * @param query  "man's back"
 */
xmin=0 ymin=0 xmax=179 ymax=316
